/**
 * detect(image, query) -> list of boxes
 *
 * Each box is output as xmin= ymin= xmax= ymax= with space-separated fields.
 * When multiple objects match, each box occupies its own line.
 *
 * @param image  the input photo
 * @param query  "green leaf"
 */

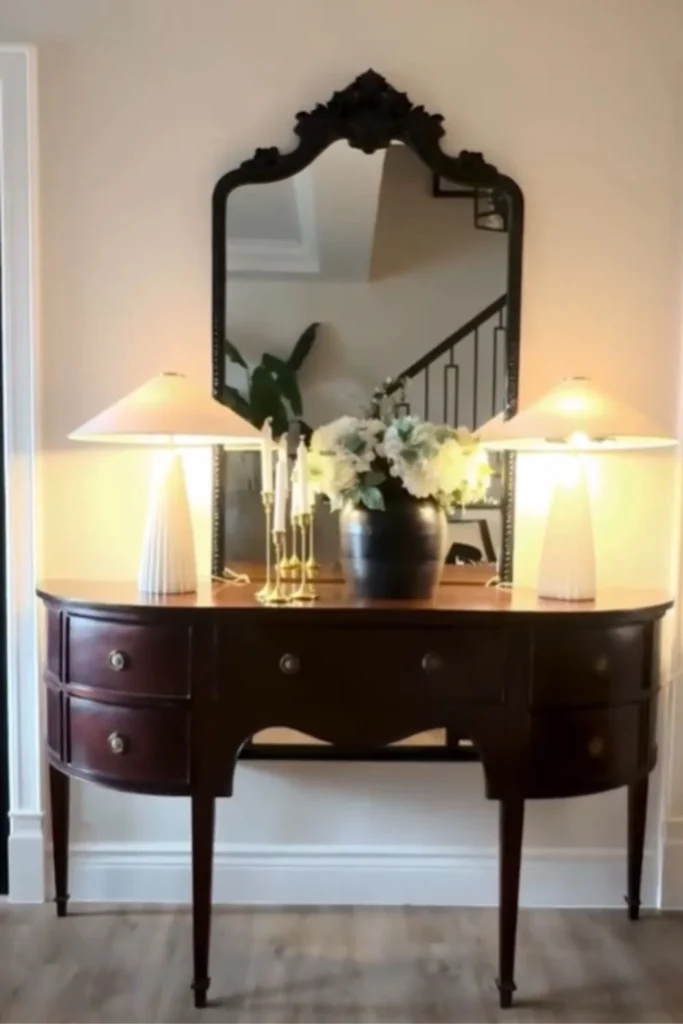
xmin=363 ymin=469 xmax=386 ymax=487
xmin=288 ymin=322 xmax=319 ymax=372
xmin=344 ymin=433 xmax=366 ymax=456
xmin=261 ymin=354 xmax=303 ymax=417
xmin=298 ymin=419 xmax=313 ymax=445
xmin=224 ymin=338 xmax=248 ymax=369
xmin=359 ymin=485 xmax=385 ymax=511
xmin=221 ymin=385 xmax=254 ymax=424
xmin=249 ymin=364 xmax=288 ymax=435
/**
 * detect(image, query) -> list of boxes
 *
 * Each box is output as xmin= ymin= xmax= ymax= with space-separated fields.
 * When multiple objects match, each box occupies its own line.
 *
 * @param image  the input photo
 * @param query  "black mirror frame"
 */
xmin=211 ymin=69 xmax=524 ymax=584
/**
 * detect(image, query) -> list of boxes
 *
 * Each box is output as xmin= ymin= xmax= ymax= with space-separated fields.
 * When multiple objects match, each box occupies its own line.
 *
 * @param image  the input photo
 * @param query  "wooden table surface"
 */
xmin=37 ymin=578 xmax=673 ymax=620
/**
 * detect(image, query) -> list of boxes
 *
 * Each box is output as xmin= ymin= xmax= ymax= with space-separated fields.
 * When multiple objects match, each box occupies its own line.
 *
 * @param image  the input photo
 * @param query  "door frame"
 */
xmin=0 ymin=47 xmax=42 ymax=901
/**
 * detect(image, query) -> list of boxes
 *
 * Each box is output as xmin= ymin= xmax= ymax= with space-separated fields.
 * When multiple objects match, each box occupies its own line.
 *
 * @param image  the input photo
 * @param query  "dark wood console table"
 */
xmin=38 ymin=580 xmax=671 ymax=1009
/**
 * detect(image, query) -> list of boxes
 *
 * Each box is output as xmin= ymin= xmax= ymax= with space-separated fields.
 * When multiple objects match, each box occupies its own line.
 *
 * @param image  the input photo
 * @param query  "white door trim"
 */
xmin=0 ymin=47 xmax=43 ymax=902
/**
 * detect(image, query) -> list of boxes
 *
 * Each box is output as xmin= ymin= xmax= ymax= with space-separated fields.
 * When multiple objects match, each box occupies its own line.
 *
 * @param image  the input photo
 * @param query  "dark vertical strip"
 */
xmin=492 ymin=326 xmax=498 ymax=419
xmin=454 ymin=365 xmax=460 ymax=426
xmin=473 ymin=328 xmax=479 ymax=428
xmin=445 ymin=362 xmax=459 ymax=427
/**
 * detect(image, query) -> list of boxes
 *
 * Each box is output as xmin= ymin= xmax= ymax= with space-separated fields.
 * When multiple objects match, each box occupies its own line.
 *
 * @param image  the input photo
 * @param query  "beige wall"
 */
xmin=4 ymin=0 xmax=683 ymax=899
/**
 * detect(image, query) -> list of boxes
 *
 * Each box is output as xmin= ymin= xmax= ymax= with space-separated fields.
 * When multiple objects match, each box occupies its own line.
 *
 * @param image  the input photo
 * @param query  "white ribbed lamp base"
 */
xmin=538 ymin=457 xmax=596 ymax=601
xmin=137 ymin=450 xmax=197 ymax=595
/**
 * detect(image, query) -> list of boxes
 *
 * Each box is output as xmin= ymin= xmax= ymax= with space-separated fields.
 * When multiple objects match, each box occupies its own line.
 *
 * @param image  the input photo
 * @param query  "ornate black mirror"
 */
xmin=211 ymin=70 xmax=524 ymax=761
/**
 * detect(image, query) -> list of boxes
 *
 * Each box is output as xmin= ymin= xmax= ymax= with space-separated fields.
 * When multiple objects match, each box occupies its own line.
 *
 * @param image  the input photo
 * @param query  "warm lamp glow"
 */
xmin=477 ymin=377 xmax=675 ymax=601
xmin=69 ymin=372 xmax=262 ymax=595
xmin=478 ymin=377 xmax=675 ymax=452
xmin=70 ymin=371 xmax=262 ymax=448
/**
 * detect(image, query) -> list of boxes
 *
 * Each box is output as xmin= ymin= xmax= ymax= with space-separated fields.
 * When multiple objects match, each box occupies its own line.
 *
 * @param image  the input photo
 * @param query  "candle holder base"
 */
xmin=290 ymin=582 xmax=317 ymax=602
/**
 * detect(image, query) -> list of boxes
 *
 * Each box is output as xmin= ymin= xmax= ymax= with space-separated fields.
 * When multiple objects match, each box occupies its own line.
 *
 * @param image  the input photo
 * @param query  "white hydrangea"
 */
xmin=400 ymin=462 xmax=440 ymax=499
xmin=432 ymin=438 xmax=467 ymax=494
xmin=308 ymin=410 xmax=490 ymax=510
xmin=312 ymin=416 xmax=363 ymax=455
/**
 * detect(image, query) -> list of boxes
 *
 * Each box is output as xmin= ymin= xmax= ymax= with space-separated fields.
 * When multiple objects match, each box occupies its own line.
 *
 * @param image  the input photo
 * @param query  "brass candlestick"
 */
xmin=255 ymin=491 xmax=274 ymax=602
xmin=277 ymin=524 xmax=290 ymax=580
xmin=290 ymin=513 xmax=317 ymax=601
xmin=264 ymin=531 xmax=290 ymax=604
xmin=286 ymin=513 xmax=301 ymax=583
xmin=305 ymin=498 xmax=320 ymax=578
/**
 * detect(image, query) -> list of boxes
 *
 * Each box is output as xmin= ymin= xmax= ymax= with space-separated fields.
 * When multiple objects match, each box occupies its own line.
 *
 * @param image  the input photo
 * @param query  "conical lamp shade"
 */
xmin=478 ymin=377 xmax=675 ymax=452
xmin=69 ymin=371 xmax=262 ymax=448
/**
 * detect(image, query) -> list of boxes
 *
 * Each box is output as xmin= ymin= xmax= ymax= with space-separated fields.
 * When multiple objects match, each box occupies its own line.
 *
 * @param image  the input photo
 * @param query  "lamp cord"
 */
xmin=211 ymin=566 xmax=251 ymax=588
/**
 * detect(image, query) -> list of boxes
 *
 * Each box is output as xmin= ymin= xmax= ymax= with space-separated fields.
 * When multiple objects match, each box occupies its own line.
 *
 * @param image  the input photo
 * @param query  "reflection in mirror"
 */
xmin=219 ymin=141 xmax=510 ymax=571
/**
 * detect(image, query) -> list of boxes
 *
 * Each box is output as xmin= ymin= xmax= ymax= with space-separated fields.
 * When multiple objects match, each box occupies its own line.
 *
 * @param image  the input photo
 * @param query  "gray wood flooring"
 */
xmin=1 ymin=904 xmax=682 ymax=1022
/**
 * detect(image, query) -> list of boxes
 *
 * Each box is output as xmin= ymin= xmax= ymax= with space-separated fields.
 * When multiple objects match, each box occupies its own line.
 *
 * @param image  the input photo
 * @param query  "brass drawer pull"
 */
xmin=109 ymin=650 xmax=128 ymax=672
xmin=108 ymin=731 xmax=128 ymax=755
xmin=588 ymin=736 xmax=605 ymax=758
xmin=422 ymin=652 xmax=445 ymax=674
xmin=594 ymin=655 xmax=609 ymax=675
xmin=279 ymin=653 xmax=300 ymax=676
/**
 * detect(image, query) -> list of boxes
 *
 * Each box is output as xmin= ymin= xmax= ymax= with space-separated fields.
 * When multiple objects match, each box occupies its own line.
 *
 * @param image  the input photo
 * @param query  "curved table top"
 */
xmin=37 ymin=579 xmax=674 ymax=625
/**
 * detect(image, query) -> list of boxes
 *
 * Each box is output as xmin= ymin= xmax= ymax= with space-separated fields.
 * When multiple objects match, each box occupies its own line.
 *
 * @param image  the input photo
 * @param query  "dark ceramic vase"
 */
xmin=340 ymin=490 xmax=447 ymax=600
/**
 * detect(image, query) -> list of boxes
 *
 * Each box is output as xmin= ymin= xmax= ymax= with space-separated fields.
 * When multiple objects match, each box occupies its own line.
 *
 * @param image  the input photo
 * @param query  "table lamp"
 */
xmin=70 ymin=371 xmax=262 ymax=595
xmin=478 ymin=376 xmax=675 ymax=600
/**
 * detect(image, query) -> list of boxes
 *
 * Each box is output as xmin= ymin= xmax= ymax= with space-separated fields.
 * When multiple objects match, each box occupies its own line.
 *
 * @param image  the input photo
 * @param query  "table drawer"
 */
xmin=66 ymin=616 xmax=191 ymax=697
xmin=66 ymin=696 xmax=190 ymax=787
xmin=525 ymin=704 xmax=644 ymax=798
xmin=221 ymin=625 xmax=507 ymax=705
xmin=531 ymin=625 xmax=646 ymax=707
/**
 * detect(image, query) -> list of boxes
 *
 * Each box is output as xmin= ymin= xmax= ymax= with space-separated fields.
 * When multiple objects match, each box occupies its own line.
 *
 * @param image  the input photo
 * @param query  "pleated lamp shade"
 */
xmin=476 ymin=378 xmax=675 ymax=602
xmin=69 ymin=372 xmax=262 ymax=595
xmin=477 ymin=377 xmax=675 ymax=452
xmin=70 ymin=371 xmax=262 ymax=448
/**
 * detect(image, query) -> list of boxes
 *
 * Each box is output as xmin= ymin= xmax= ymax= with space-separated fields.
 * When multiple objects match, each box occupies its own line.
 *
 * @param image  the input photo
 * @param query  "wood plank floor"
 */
xmin=1 ymin=904 xmax=683 ymax=1022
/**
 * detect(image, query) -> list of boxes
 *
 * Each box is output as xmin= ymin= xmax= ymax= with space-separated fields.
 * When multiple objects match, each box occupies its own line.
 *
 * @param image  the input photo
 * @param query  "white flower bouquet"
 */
xmin=308 ymin=412 xmax=491 ymax=512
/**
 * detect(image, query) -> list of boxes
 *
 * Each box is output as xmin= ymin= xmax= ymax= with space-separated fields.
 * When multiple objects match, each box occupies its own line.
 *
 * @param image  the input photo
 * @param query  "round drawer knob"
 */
xmin=422 ymin=652 xmax=445 ymax=674
xmin=594 ymin=655 xmax=609 ymax=675
xmin=279 ymin=653 xmax=300 ymax=676
xmin=588 ymin=736 xmax=605 ymax=758
xmin=108 ymin=732 xmax=127 ymax=755
xmin=109 ymin=650 xmax=128 ymax=672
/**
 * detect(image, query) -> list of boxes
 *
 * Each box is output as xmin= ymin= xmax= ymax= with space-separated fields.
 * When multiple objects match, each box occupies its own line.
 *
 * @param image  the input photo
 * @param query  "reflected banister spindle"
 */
xmin=445 ymin=355 xmax=459 ymax=428
xmin=473 ymin=327 xmax=479 ymax=428
xmin=492 ymin=324 xmax=499 ymax=419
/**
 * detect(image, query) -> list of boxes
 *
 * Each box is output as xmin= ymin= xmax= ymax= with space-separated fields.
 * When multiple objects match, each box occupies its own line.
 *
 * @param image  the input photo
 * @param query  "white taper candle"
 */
xmin=273 ymin=445 xmax=288 ymax=532
xmin=260 ymin=419 xmax=273 ymax=494
xmin=296 ymin=440 xmax=309 ymax=515
xmin=290 ymin=461 xmax=300 ymax=521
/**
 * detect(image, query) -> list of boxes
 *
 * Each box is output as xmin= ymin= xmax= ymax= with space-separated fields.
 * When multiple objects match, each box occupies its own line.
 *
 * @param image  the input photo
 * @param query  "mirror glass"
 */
xmin=219 ymin=141 xmax=510 ymax=573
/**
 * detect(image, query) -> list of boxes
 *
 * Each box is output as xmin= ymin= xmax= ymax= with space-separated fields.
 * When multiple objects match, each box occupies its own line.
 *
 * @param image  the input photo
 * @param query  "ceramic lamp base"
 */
xmin=138 ymin=450 xmax=197 ymax=595
xmin=538 ymin=457 xmax=596 ymax=601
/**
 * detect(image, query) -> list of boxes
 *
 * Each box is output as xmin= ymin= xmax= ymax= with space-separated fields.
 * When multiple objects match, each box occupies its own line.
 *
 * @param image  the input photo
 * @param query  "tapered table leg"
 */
xmin=191 ymin=790 xmax=215 ymax=1008
xmin=626 ymin=775 xmax=648 ymax=921
xmin=49 ymin=764 xmax=70 ymax=917
xmin=497 ymin=797 xmax=524 ymax=1009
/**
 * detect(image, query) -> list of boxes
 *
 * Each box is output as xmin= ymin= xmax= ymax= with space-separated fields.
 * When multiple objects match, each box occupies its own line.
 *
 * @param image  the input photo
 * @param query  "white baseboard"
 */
xmin=66 ymin=842 xmax=656 ymax=909
xmin=9 ymin=811 xmax=45 ymax=903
